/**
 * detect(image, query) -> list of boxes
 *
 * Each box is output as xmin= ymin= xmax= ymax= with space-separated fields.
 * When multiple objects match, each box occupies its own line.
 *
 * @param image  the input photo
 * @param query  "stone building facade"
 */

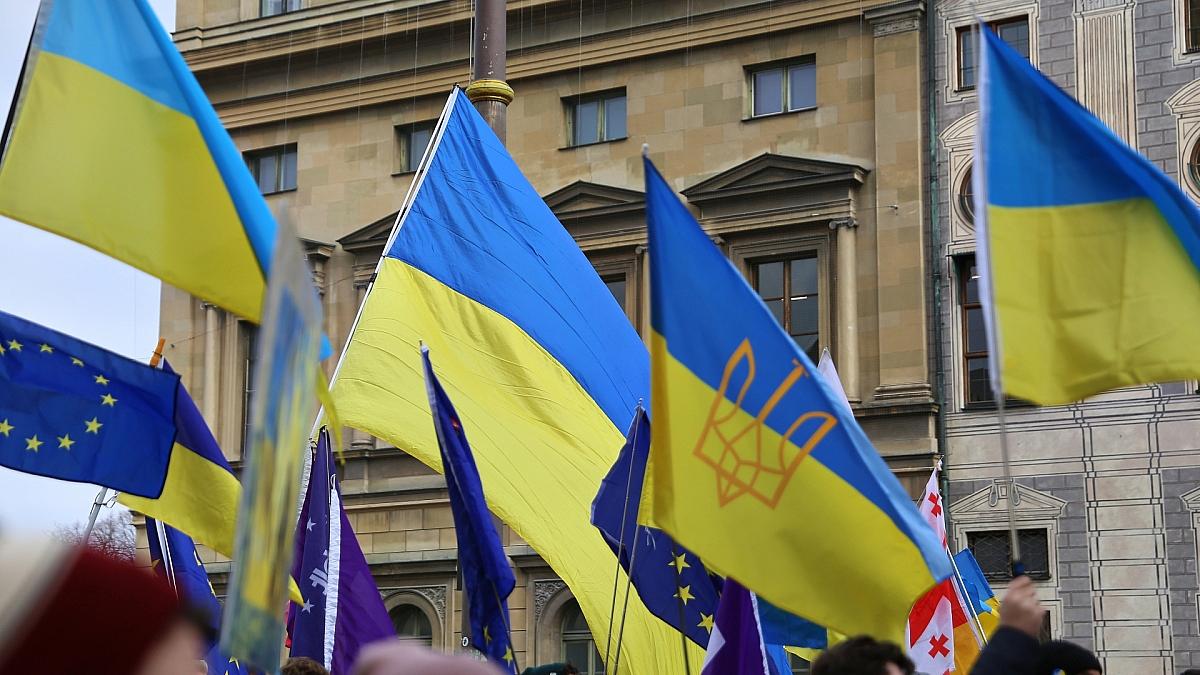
xmin=933 ymin=0 xmax=1200 ymax=670
xmin=153 ymin=0 xmax=942 ymax=671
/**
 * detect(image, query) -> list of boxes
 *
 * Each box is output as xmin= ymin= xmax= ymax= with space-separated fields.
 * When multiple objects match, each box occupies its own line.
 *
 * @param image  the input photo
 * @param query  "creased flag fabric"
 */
xmin=701 ymin=578 xmax=771 ymax=675
xmin=424 ymin=347 xmax=517 ymax=672
xmin=0 ymin=311 xmax=239 ymax=559
xmin=954 ymin=549 xmax=1000 ymax=638
xmin=146 ymin=518 xmax=248 ymax=675
xmin=907 ymin=580 xmax=956 ymax=675
xmin=330 ymin=88 xmax=690 ymax=672
xmin=643 ymin=155 xmax=951 ymax=642
xmin=0 ymin=0 xmax=274 ymax=323
xmin=592 ymin=407 xmax=723 ymax=649
xmin=976 ymin=25 xmax=1200 ymax=404
xmin=918 ymin=467 xmax=947 ymax=548
xmin=289 ymin=428 xmax=394 ymax=674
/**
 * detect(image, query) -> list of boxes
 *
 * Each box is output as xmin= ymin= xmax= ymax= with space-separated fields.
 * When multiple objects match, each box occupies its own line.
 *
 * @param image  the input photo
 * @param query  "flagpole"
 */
xmin=84 ymin=338 xmax=166 ymax=544
xmin=604 ymin=405 xmax=644 ymax=675
xmin=946 ymin=549 xmax=988 ymax=647
xmin=610 ymin=519 xmax=644 ymax=675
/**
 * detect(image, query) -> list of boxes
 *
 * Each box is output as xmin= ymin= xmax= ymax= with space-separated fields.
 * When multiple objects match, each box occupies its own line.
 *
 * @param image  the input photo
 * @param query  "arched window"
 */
xmin=391 ymin=604 xmax=433 ymax=647
xmin=958 ymin=166 xmax=975 ymax=224
xmin=560 ymin=600 xmax=604 ymax=674
xmin=1189 ymin=141 xmax=1200 ymax=194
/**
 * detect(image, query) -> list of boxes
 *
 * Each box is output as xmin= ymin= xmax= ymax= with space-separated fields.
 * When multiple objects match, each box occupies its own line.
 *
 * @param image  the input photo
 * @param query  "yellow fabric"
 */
xmin=989 ymin=198 xmax=1200 ymax=404
xmin=647 ymin=334 xmax=937 ymax=644
xmin=953 ymin=620 xmax=982 ymax=673
xmin=332 ymin=261 xmax=700 ymax=672
xmin=0 ymin=53 xmax=264 ymax=320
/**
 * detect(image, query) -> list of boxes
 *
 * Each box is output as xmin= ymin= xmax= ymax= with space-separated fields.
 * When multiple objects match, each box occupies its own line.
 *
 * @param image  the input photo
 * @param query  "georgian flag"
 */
xmin=917 ymin=466 xmax=947 ymax=548
xmin=907 ymin=582 xmax=955 ymax=675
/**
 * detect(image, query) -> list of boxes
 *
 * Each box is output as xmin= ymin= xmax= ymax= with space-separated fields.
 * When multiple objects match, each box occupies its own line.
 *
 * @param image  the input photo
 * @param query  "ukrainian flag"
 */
xmin=953 ymin=548 xmax=1000 ymax=638
xmin=331 ymin=90 xmax=697 ymax=672
xmin=642 ymin=155 xmax=950 ymax=643
xmin=0 ymin=0 xmax=274 ymax=323
xmin=0 ymin=310 xmax=239 ymax=559
xmin=977 ymin=25 xmax=1200 ymax=404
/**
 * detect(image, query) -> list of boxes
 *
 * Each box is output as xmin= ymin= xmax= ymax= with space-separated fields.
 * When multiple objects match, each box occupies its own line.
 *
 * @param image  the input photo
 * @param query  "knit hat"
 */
xmin=0 ymin=535 xmax=183 ymax=674
xmin=1036 ymin=640 xmax=1103 ymax=675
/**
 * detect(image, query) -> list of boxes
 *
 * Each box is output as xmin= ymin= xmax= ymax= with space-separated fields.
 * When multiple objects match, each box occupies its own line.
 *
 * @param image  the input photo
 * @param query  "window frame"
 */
xmin=560 ymin=600 xmax=604 ymax=674
xmin=956 ymin=255 xmax=990 ymax=406
xmin=394 ymin=120 xmax=437 ymax=175
xmin=966 ymin=527 xmax=1053 ymax=581
xmin=239 ymin=322 xmax=258 ymax=457
xmin=1188 ymin=0 xmax=1200 ymax=54
xmin=591 ymin=255 xmax=640 ymax=331
xmin=751 ymin=253 xmax=823 ymax=363
xmin=564 ymin=89 xmax=628 ymax=148
xmin=746 ymin=58 xmax=818 ymax=119
xmin=390 ymin=604 xmax=435 ymax=647
xmin=260 ymin=0 xmax=302 ymax=17
xmin=955 ymin=16 xmax=1030 ymax=92
xmin=244 ymin=143 xmax=298 ymax=195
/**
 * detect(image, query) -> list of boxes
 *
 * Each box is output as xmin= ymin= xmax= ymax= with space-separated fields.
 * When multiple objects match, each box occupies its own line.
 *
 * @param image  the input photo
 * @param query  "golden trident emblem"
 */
xmin=693 ymin=339 xmax=837 ymax=508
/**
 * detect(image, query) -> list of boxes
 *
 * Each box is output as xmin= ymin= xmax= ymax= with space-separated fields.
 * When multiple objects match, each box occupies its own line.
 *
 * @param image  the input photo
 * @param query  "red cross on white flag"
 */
xmin=907 ymin=581 xmax=955 ymax=675
xmin=918 ymin=466 xmax=947 ymax=547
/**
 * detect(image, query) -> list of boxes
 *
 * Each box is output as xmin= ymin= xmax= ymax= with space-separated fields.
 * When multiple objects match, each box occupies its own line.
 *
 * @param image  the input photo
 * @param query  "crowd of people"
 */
xmin=0 ymin=534 xmax=1169 ymax=675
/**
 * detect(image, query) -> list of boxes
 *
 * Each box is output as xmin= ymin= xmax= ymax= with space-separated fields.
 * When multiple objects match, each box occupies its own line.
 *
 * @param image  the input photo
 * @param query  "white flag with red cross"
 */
xmin=918 ymin=465 xmax=947 ymax=548
xmin=907 ymin=579 xmax=956 ymax=675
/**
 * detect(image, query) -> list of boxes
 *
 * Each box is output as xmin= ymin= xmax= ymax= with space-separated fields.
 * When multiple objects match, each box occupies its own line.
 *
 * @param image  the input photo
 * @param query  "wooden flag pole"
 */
xmin=83 ymin=337 xmax=167 ymax=544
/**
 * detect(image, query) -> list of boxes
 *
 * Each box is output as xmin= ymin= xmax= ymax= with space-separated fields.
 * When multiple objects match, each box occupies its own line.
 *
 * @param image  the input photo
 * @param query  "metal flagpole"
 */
xmin=610 ymin=516 xmax=644 ymax=675
xmin=603 ymin=405 xmax=644 ymax=675
xmin=84 ymin=338 xmax=166 ymax=544
xmin=946 ymin=549 xmax=989 ymax=648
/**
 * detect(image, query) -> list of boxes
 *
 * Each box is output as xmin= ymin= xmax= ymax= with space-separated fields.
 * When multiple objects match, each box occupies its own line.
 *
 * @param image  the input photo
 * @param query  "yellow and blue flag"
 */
xmin=642 ymin=155 xmax=951 ymax=643
xmin=953 ymin=548 xmax=1000 ymax=638
xmin=331 ymin=88 xmax=695 ymax=672
xmin=976 ymin=25 xmax=1200 ymax=404
xmin=0 ymin=0 xmax=275 ymax=323
xmin=0 ymin=310 xmax=240 ymax=558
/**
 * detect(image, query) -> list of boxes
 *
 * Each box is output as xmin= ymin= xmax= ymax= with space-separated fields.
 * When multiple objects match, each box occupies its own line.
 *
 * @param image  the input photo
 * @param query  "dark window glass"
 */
xmin=754 ymin=255 xmax=820 ymax=363
xmin=968 ymin=528 xmax=1052 ymax=581
xmin=1189 ymin=0 xmax=1200 ymax=52
xmin=751 ymin=60 xmax=817 ymax=117
xmin=396 ymin=122 xmax=436 ymax=173
xmin=391 ymin=605 xmax=433 ymax=647
xmin=753 ymin=68 xmax=784 ymax=116
xmin=561 ymin=600 xmax=604 ymax=674
xmin=958 ymin=256 xmax=992 ymax=404
xmin=245 ymin=144 xmax=298 ymax=194
xmin=261 ymin=0 xmax=301 ymax=17
xmin=241 ymin=323 xmax=258 ymax=455
xmin=788 ymin=62 xmax=817 ymax=111
xmin=568 ymin=91 xmax=626 ymax=146
xmin=790 ymin=653 xmax=812 ymax=674
xmin=960 ymin=166 xmax=976 ymax=224
xmin=603 ymin=275 xmax=627 ymax=315
xmin=957 ymin=18 xmax=1029 ymax=90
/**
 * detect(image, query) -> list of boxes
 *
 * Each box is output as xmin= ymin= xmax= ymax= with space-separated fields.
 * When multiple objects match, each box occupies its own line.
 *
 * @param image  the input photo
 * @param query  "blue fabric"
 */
xmin=423 ymin=348 xmax=518 ymax=672
xmin=289 ymin=428 xmax=395 ymax=672
xmin=766 ymin=645 xmax=792 ymax=675
xmin=591 ymin=408 xmax=722 ymax=648
xmin=0 ymin=308 xmax=177 ymax=496
xmin=389 ymin=90 xmax=646 ymax=431
xmin=953 ymin=548 xmax=997 ymax=616
xmin=643 ymin=157 xmax=942 ymax=571
xmin=163 ymin=360 xmax=234 ymax=471
xmin=146 ymin=518 xmax=248 ymax=675
xmin=758 ymin=598 xmax=828 ymax=649
xmin=981 ymin=26 xmax=1200 ymax=269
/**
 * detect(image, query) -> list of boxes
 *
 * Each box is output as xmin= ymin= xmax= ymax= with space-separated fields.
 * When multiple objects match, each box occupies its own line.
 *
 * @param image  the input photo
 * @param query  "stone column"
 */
xmin=830 ymin=217 xmax=861 ymax=402
xmin=1075 ymin=0 xmax=1136 ymax=145
xmin=865 ymin=0 xmax=932 ymax=403
xmin=202 ymin=303 xmax=220 ymax=430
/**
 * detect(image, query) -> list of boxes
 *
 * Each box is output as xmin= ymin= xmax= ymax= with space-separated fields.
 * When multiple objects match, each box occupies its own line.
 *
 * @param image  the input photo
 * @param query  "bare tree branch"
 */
xmin=52 ymin=509 xmax=136 ymax=562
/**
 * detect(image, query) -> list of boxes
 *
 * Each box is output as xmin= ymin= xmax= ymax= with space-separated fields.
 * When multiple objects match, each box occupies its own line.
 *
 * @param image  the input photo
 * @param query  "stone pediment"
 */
xmin=681 ymin=153 xmax=867 ymax=205
xmin=951 ymin=480 xmax=1067 ymax=525
xmin=543 ymin=181 xmax=645 ymax=219
xmin=1182 ymin=485 xmax=1200 ymax=510
xmin=1166 ymin=78 xmax=1200 ymax=115
xmin=339 ymin=210 xmax=399 ymax=254
xmin=940 ymin=110 xmax=978 ymax=149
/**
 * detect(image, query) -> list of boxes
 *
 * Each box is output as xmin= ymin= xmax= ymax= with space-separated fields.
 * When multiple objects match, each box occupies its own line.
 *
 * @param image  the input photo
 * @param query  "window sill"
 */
xmin=261 ymin=187 xmax=297 ymax=196
xmin=392 ymin=169 xmax=417 ymax=177
xmin=744 ymin=106 xmax=817 ymax=122
xmin=961 ymin=399 xmax=1036 ymax=412
xmin=559 ymin=136 xmax=628 ymax=151
xmin=955 ymin=86 xmax=977 ymax=93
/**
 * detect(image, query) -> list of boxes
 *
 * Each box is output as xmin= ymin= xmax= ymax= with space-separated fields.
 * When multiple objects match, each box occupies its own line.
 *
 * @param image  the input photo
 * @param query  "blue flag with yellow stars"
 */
xmin=146 ymin=517 xmax=248 ymax=675
xmin=0 ymin=309 xmax=243 ymax=560
xmin=592 ymin=407 xmax=722 ymax=647
xmin=422 ymin=346 xmax=518 ymax=673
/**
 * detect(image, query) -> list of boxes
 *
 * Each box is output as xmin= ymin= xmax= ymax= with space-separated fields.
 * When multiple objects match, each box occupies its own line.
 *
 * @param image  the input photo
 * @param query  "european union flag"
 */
xmin=0 ymin=309 xmax=176 ymax=495
xmin=592 ymin=408 xmax=721 ymax=649
xmin=146 ymin=518 xmax=248 ymax=675
xmin=422 ymin=346 xmax=517 ymax=673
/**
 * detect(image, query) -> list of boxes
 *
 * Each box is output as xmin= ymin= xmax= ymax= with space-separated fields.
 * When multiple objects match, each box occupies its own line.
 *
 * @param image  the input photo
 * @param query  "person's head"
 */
xmin=1036 ymin=640 xmax=1101 ymax=675
xmin=351 ymin=642 xmax=504 ymax=675
xmin=812 ymin=636 xmax=915 ymax=675
xmin=283 ymin=656 xmax=330 ymax=675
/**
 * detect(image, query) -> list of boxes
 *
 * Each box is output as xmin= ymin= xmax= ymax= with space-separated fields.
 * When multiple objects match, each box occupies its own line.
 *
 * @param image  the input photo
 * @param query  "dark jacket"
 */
xmin=970 ymin=627 xmax=1040 ymax=675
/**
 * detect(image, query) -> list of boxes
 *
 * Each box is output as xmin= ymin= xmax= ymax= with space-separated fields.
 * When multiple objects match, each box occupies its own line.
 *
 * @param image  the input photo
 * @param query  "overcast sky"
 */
xmin=0 ymin=0 xmax=176 ymax=534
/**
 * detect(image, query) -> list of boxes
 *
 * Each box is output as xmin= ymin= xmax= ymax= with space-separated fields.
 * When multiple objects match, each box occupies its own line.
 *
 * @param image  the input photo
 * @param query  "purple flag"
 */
xmin=701 ymin=578 xmax=771 ymax=675
xmin=289 ymin=428 xmax=394 ymax=673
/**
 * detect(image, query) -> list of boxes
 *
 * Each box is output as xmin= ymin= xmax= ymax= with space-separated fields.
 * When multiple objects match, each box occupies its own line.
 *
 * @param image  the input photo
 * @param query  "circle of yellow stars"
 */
xmin=0 ymin=338 xmax=114 ymax=456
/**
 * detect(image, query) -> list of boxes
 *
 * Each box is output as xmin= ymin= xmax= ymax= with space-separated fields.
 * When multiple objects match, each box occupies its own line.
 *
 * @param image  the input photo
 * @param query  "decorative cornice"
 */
xmin=829 ymin=216 xmax=858 ymax=229
xmin=465 ymin=79 xmax=515 ymax=106
xmin=681 ymin=153 xmax=868 ymax=206
xmin=410 ymin=585 xmax=448 ymax=620
xmin=533 ymin=579 xmax=567 ymax=621
xmin=864 ymin=0 xmax=925 ymax=36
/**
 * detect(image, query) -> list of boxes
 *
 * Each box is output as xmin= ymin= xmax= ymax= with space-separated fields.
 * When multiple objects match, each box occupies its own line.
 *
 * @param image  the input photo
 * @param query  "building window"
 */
xmin=603 ymin=274 xmax=628 ymax=316
xmin=245 ymin=144 xmax=297 ymax=195
xmin=261 ymin=0 xmax=301 ymax=17
xmin=395 ymin=122 xmax=436 ymax=174
xmin=967 ymin=528 xmax=1051 ymax=581
xmin=240 ymin=323 xmax=258 ymax=455
xmin=749 ymin=60 xmax=817 ymax=117
xmin=1189 ymin=0 xmax=1200 ymax=53
xmin=957 ymin=256 xmax=992 ymax=404
xmin=391 ymin=605 xmax=433 ymax=647
xmin=789 ymin=653 xmax=812 ymax=674
xmin=561 ymin=600 xmax=603 ymax=674
xmin=753 ymin=255 xmax=820 ymax=362
xmin=959 ymin=166 xmax=976 ymax=224
xmin=957 ymin=18 xmax=1030 ymax=90
xmin=567 ymin=90 xmax=627 ymax=147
